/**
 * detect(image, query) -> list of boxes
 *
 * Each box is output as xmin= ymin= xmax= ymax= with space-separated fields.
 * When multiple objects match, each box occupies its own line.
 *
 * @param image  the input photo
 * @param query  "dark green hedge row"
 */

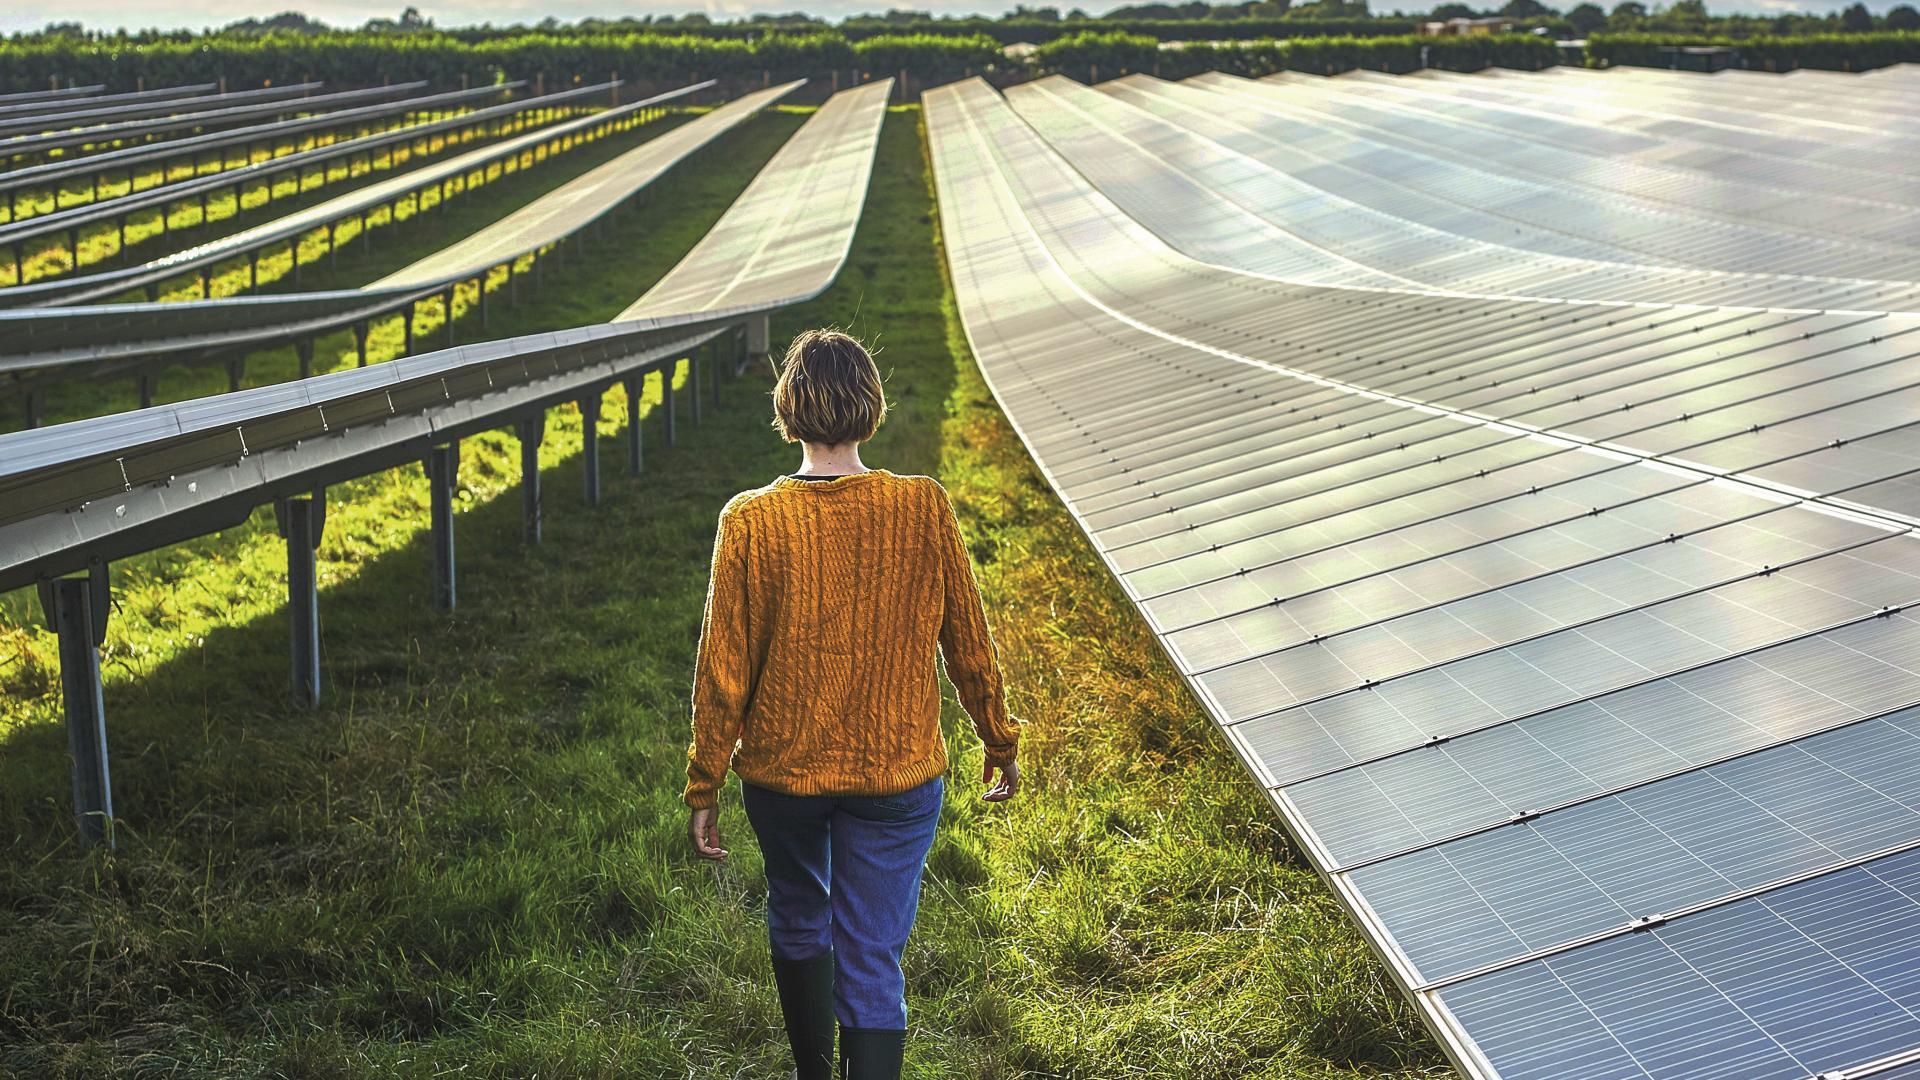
xmin=1586 ymin=31 xmax=1920 ymax=70
xmin=1029 ymin=30 xmax=1561 ymax=77
xmin=432 ymin=18 xmax=1427 ymax=45
xmin=0 ymin=31 xmax=1007 ymax=95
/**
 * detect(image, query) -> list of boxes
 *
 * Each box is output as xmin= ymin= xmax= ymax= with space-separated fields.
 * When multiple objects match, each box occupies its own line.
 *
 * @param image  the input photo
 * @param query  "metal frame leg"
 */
xmin=275 ymin=494 xmax=326 ymax=707
xmin=39 ymin=566 xmax=113 ymax=848
xmin=747 ymin=314 xmax=771 ymax=365
xmin=519 ymin=412 xmax=545 ymax=545
xmin=429 ymin=443 xmax=458 ymax=610
xmin=580 ymin=393 xmax=603 ymax=507
xmin=624 ymin=376 xmax=644 ymax=476
xmin=690 ymin=353 xmax=702 ymax=426
xmin=662 ymin=364 xmax=676 ymax=448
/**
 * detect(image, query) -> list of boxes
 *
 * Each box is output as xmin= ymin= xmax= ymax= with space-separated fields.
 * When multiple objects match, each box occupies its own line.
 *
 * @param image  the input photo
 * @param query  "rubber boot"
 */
xmin=838 ymin=1025 xmax=906 ymax=1080
xmin=771 ymin=953 xmax=835 ymax=1080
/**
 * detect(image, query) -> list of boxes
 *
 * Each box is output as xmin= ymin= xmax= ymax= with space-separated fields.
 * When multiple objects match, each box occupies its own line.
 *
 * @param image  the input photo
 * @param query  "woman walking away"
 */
xmin=684 ymin=329 xmax=1024 ymax=1080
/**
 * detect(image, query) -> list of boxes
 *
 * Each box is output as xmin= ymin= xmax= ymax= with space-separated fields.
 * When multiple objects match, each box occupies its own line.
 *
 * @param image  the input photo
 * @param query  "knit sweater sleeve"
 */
xmin=684 ymin=499 xmax=753 ymax=810
xmin=931 ymin=482 xmax=1021 ymax=769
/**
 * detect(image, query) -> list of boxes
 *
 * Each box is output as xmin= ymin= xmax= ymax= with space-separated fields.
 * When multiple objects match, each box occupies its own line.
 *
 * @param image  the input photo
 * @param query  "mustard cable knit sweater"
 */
xmin=682 ymin=469 xmax=1022 ymax=810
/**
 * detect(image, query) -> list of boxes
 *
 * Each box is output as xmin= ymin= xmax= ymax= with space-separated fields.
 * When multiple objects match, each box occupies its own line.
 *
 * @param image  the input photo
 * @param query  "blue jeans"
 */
xmin=741 ymin=774 xmax=945 ymax=1031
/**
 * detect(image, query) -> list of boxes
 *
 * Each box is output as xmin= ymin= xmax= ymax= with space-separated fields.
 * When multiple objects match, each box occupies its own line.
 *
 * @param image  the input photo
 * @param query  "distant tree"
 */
xmin=1065 ymin=7 xmax=1093 ymax=17
xmin=1839 ymin=1 xmax=1874 ymax=30
xmin=1565 ymin=1 xmax=1605 ymax=30
xmin=39 ymin=20 xmax=87 ymax=37
xmin=1649 ymin=0 xmax=1708 ymax=31
xmin=1499 ymin=0 xmax=1553 ymax=17
xmin=1431 ymin=3 xmax=1478 ymax=16
xmin=1609 ymin=0 xmax=1646 ymax=24
xmin=1009 ymin=3 xmax=1064 ymax=17
xmin=1889 ymin=3 xmax=1920 ymax=28
xmin=223 ymin=10 xmax=330 ymax=33
xmin=1288 ymin=0 xmax=1369 ymax=15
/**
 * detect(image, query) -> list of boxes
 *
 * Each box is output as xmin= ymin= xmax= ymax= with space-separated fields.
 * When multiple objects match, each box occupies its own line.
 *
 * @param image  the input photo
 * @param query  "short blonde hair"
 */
xmin=770 ymin=329 xmax=887 ymax=446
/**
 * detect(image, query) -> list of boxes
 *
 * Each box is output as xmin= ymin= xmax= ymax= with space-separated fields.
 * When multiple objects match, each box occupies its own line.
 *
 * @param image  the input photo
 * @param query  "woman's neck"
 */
xmin=797 ymin=442 xmax=869 ymax=477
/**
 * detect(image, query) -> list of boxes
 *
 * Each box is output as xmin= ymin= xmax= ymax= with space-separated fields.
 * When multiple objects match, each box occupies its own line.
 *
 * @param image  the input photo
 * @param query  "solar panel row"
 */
xmin=0 ymin=86 xmax=891 ymax=854
xmin=0 ymin=81 xmax=757 ymax=401
xmin=925 ymin=69 xmax=1920 ymax=1080
xmin=0 ymin=81 xmax=323 ymax=140
xmin=0 ymin=80 xmax=532 ymax=247
xmin=0 ymin=82 xmax=425 ymax=161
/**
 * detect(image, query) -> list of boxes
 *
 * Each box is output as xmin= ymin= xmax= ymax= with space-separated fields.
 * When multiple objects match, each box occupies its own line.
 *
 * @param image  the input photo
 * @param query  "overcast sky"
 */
xmin=0 ymin=0 xmax=1897 ymax=35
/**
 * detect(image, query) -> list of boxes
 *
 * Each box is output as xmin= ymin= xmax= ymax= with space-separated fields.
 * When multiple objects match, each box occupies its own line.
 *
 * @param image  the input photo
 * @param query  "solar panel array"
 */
xmin=0 ymin=80 xmax=781 ymax=393
xmin=925 ymin=68 xmax=1920 ymax=1080
xmin=0 ymin=78 xmax=890 ymax=589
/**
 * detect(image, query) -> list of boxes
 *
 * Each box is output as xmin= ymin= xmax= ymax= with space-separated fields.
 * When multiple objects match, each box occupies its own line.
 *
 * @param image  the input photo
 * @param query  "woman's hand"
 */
xmin=981 ymin=758 xmax=1020 ymax=802
xmin=689 ymin=807 xmax=729 ymax=860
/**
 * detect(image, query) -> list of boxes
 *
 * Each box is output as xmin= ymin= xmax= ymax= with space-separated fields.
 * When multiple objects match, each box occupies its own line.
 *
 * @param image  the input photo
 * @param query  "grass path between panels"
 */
xmin=0 ymin=107 xmax=1448 ymax=1078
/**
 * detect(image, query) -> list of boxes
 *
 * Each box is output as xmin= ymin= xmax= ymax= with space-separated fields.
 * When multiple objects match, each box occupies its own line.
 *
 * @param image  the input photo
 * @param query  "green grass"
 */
xmin=0 ymin=107 xmax=1447 ymax=1078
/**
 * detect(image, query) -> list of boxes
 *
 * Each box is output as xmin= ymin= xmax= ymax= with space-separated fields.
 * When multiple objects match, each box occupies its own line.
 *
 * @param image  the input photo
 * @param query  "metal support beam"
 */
xmin=274 ymin=493 xmax=326 ymax=707
xmin=747 ymin=313 xmax=771 ymax=362
xmin=352 ymin=322 xmax=370 ymax=367
xmin=227 ymin=358 xmax=244 ymax=393
xmin=296 ymin=338 xmax=315 ymax=380
xmin=428 ymin=443 xmax=458 ymax=610
xmin=478 ymin=275 xmax=489 ymax=330
xmin=518 ymin=412 xmax=545 ymax=545
xmin=663 ymin=362 xmax=676 ymax=447
xmin=624 ymin=376 xmax=644 ymax=476
xmin=38 ymin=565 xmax=113 ymax=848
xmin=137 ymin=371 xmax=155 ymax=410
xmin=443 ymin=287 xmax=456 ymax=348
xmin=580 ymin=393 xmax=603 ymax=507
xmin=403 ymin=302 xmax=416 ymax=356
xmin=24 ymin=387 xmax=42 ymax=429
xmin=690 ymin=353 xmax=703 ymax=426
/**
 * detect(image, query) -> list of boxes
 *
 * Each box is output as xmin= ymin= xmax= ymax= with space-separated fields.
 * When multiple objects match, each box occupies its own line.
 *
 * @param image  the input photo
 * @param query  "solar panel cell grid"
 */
xmin=924 ymin=66 xmax=1920 ymax=1076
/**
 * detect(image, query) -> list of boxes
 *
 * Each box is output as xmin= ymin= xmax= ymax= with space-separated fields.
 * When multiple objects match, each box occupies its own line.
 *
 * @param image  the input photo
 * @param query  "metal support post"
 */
xmin=275 ymin=494 xmax=326 ymax=707
xmin=690 ymin=353 xmax=703 ymax=426
xmin=428 ymin=443 xmax=459 ymax=610
xmin=580 ymin=393 xmax=603 ymax=507
xmin=403 ymin=302 xmax=416 ymax=355
xmin=352 ymin=321 xmax=370 ymax=367
xmin=296 ymin=338 xmax=315 ymax=380
xmin=518 ymin=412 xmax=545 ymax=545
xmin=443 ymin=287 xmax=456 ymax=348
xmin=747 ymin=313 xmax=771 ymax=363
xmin=38 ymin=566 xmax=113 ymax=848
xmin=624 ymin=376 xmax=644 ymax=475
xmin=478 ymin=275 xmax=489 ymax=330
xmin=711 ymin=338 xmax=723 ymax=410
xmin=663 ymin=363 xmax=676 ymax=447
xmin=137 ymin=371 xmax=156 ymax=409
xmin=227 ymin=358 xmax=244 ymax=392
